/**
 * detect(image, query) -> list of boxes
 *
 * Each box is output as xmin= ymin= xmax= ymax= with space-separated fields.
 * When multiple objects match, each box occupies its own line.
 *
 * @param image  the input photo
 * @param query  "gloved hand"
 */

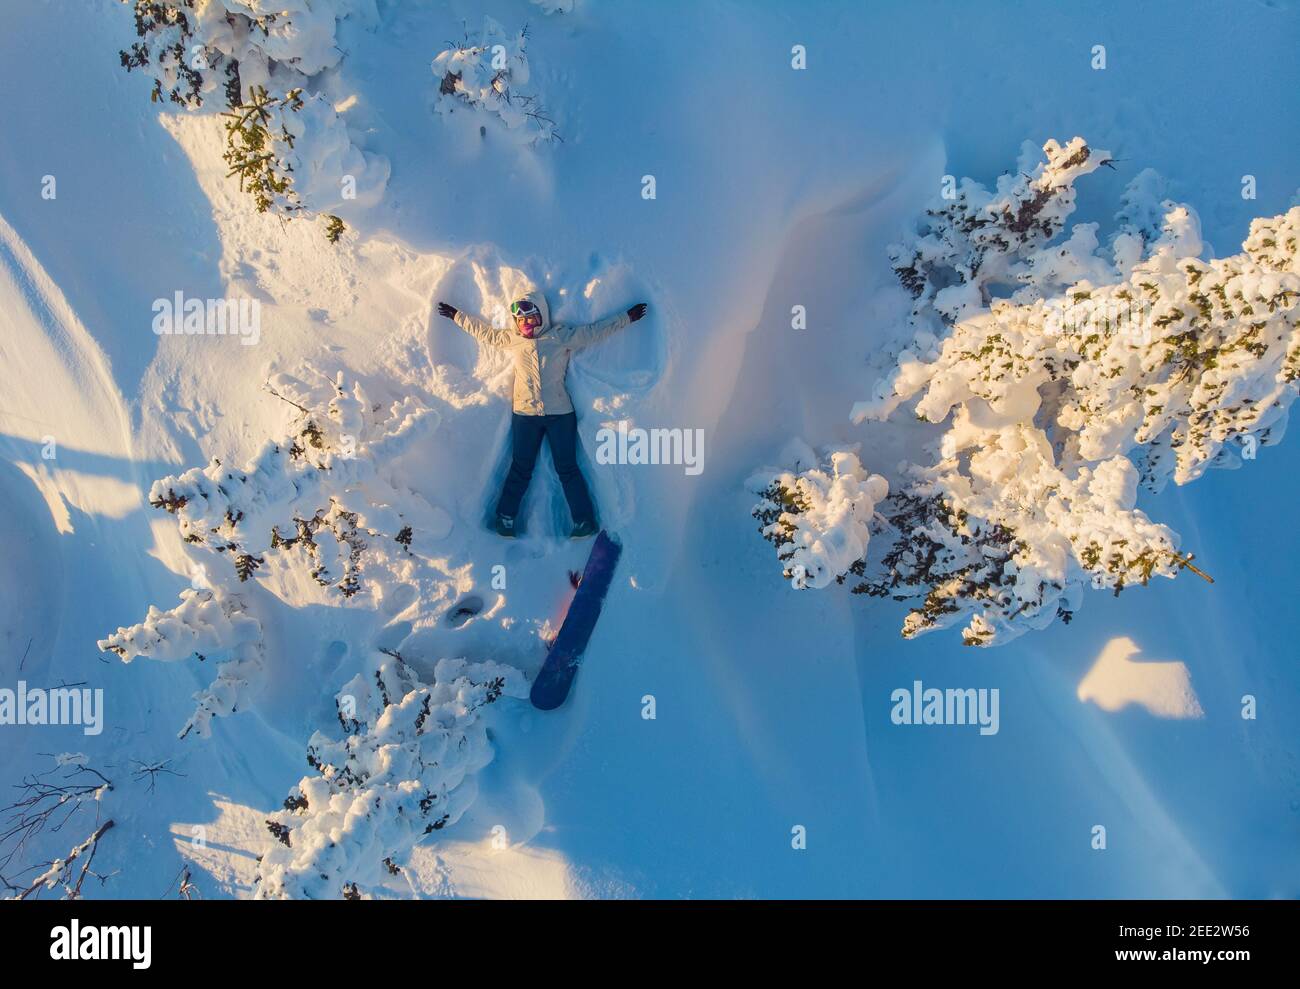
xmin=627 ymin=303 xmax=648 ymax=322
xmin=437 ymin=302 xmax=458 ymax=319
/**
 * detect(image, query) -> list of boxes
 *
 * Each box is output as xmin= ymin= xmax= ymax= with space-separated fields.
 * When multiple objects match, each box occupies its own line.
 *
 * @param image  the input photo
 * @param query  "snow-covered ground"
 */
xmin=1 ymin=0 xmax=1296 ymax=899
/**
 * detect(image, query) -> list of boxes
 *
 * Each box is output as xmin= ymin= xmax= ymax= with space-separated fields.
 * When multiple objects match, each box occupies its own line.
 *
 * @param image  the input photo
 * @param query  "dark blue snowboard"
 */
xmin=530 ymin=530 xmax=622 ymax=710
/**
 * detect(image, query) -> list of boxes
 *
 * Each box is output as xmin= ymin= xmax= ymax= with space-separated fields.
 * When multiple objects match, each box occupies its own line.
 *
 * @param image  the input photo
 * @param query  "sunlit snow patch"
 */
xmin=1077 ymin=636 xmax=1204 ymax=719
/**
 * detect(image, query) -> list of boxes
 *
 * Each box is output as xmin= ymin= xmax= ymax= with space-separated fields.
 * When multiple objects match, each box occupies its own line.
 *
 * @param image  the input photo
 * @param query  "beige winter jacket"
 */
xmin=453 ymin=291 xmax=631 ymax=415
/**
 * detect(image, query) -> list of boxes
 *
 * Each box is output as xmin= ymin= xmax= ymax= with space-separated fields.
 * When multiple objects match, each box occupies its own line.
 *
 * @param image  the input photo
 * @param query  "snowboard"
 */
xmin=530 ymin=530 xmax=623 ymax=710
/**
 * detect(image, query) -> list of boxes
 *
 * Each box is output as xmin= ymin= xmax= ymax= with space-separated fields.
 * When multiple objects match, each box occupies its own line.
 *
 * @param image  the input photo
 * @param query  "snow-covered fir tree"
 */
xmin=885 ymin=137 xmax=1113 ymax=331
xmin=100 ymin=362 xmax=530 ymax=891
xmin=755 ymin=138 xmax=1300 ymax=646
xmin=98 ymin=587 xmax=263 ymax=739
xmin=145 ymin=369 xmax=448 ymax=596
xmin=117 ymin=0 xmax=388 ymax=234
xmin=221 ymin=84 xmax=306 ymax=216
xmin=118 ymin=0 xmax=363 ymax=109
xmin=99 ymin=368 xmax=455 ymax=735
xmin=255 ymin=653 xmax=527 ymax=899
xmin=431 ymin=20 xmax=558 ymax=143
xmin=750 ymin=446 xmax=888 ymax=590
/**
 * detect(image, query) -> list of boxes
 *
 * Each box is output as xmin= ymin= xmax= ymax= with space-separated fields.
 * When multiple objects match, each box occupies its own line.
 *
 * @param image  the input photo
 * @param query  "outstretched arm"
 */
xmin=563 ymin=303 xmax=648 ymax=349
xmin=438 ymin=301 xmax=512 ymax=348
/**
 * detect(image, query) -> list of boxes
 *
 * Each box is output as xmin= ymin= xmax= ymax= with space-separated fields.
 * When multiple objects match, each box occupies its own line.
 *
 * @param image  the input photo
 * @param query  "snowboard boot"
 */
xmin=494 ymin=513 xmax=517 ymax=538
xmin=570 ymin=519 xmax=599 ymax=539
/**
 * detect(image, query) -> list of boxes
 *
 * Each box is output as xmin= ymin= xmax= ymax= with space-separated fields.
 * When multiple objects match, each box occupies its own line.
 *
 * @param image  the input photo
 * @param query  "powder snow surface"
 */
xmin=0 ymin=0 xmax=1297 ymax=898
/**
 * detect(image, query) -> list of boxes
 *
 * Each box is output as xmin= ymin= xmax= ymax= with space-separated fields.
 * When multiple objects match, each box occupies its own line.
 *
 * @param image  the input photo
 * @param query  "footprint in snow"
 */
xmin=445 ymin=595 xmax=484 ymax=628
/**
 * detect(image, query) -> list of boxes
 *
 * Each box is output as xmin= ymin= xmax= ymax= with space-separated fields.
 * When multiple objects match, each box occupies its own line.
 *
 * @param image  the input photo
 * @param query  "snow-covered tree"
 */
xmin=255 ymin=653 xmax=527 ymax=899
xmin=118 ymin=0 xmax=388 ymax=234
xmin=750 ymin=448 xmax=888 ymax=590
xmin=221 ymin=84 xmax=306 ymax=216
xmin=118 ymin=0 xmax=366 ymax=108
xmin=867 ymin=204 xmax=1300 ymax=489
xmin=757 ymin=138 xmax=1299 ymax=646
xmin=146 ymin=370 xmax=448 ymax=598
xmin=100 ymin=363 xmax=531 ymax=894
xmin=885 ymin=137 xmax=1113 ymax=332
xmin=432 ymin=20 xmax=559 ymax=144
xmin=100 ymin=368 xmax=455 ymax=735
xmin=857 ymin=441 xmax=1195 ymax=645
xmin=119 ymin=0 xmax=229 ymax=108
xmin=98 ymin=587 xmax=263 ymax=739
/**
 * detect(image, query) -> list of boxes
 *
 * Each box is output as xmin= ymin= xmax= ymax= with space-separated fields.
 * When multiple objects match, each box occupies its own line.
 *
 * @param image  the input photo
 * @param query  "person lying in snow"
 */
xmin=437 ymin=292 xmax=648 ymax=538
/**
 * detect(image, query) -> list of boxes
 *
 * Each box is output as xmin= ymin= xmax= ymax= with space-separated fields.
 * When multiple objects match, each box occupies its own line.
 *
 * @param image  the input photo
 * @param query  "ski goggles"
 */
xmin=510 ymin=299 xmax=540 ymax=318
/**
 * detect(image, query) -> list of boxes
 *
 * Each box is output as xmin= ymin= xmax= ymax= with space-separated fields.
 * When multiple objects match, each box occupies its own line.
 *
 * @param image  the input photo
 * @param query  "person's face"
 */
xmin=515 ymin=312 xmax=542 ymax=336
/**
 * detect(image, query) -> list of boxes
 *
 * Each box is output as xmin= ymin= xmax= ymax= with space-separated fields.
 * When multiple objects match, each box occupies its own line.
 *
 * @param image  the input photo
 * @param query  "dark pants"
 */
xmin=497 ymin=412 xmax=595 ymax=524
